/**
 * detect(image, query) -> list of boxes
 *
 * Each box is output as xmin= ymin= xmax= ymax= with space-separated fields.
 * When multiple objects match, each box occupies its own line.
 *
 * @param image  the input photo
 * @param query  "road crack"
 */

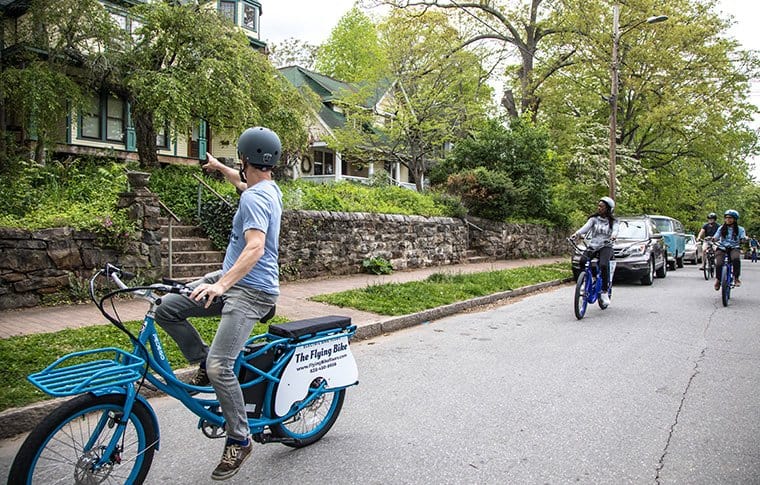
xmin=655 ymin=304 xmax=716 ymax=484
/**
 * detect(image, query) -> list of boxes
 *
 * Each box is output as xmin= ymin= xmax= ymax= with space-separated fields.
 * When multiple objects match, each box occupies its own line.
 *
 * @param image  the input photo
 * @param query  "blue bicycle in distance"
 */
xmin=8 ymin=263 xmax=359 ymax=484
xmin=568 ymin=238 xmax=614 ymax=320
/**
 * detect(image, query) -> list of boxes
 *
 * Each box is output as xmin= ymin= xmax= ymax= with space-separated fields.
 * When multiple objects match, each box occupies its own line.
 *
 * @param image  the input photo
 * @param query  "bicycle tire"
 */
xmin=721 ymin=265 xmax=730 ymax=307
xmin=269 ymin=378 xmax=345 ymax=448
xmin=8 ymin=393 xmax=157 ymax=485
xmin=703 ymin=262 xmax=710 ymax=281
xmin=574 ymin=272 xmax=588 ymax=320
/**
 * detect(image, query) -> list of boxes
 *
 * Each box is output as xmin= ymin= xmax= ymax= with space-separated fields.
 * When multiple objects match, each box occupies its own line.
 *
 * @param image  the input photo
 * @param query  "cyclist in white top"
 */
xmin=571 ymin=197 xmax=619 ymax=307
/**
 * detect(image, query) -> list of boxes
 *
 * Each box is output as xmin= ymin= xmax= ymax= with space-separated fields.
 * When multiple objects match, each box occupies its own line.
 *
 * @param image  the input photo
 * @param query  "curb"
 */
xmin=0 ymin=278 xmax=570 ymax=440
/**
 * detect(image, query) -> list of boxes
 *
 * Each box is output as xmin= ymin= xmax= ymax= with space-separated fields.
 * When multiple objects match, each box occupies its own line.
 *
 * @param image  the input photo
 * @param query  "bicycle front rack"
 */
xmin=28 ymin=347 xmax=145 ymax=397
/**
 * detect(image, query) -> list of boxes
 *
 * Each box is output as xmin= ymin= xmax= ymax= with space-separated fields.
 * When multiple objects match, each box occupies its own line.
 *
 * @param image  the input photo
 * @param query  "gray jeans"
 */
xmin=155 ymin=270 xmax=277 ymax=441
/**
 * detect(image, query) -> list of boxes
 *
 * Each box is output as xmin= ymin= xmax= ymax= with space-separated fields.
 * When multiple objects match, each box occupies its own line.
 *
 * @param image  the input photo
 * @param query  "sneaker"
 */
xmin=714 ymin=280 xmax=721 ymax=291
xmin=735 ymin=278 xmax=741 ymax=287
xmin=211 ymin=438 xmax=253 ymax=481
xmin=600 ymin=292 xmax=610 ymax=308
xmin=189 ymin=365 xmax=209 ymax=387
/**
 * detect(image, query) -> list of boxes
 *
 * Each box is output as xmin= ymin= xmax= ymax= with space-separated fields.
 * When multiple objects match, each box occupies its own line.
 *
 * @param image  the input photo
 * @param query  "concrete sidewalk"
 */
xmin=0 ymin=257 xmax=565 ymax=340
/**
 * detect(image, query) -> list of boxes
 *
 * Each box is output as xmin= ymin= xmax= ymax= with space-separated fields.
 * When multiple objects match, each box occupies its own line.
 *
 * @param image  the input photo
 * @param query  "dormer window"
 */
xmin=217 ymin=0 xmax=259 ymax=33
xmin=219 ymin=0 xmax=236 ymax=23
xmin=242 ymin=2 xmax=257 ymax=32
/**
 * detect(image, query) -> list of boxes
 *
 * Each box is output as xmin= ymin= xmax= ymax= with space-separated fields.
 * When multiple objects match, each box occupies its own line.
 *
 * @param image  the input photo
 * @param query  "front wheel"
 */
xmin=703 ymin=259 xmax=710 ymax=281
xmin=640 ymin=257 xmax=655 ymax=286
xmin=270 ymin=379 xmax=345 ymax=448
xmin=8 ymin=393 xmax=157 ymax=485
xmin=721 ymin=266 xmax=731 ymax=307
xmin=574 ymin=272 xmax=588 ymax=320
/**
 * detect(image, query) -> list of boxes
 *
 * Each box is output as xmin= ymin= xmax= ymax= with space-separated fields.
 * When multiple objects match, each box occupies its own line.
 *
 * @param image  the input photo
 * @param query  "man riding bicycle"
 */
xmin=713 ymin=209 xmax=747 ymax=290
xmin=749 ymin=235 xmax=759 ymax=263
xmin=696 ymin=212 xmax=719 ymax=271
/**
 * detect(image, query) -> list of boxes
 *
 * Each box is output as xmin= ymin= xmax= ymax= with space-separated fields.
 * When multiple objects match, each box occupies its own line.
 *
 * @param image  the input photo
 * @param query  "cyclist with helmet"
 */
xmin=696 ymin=212 xmax=719 ymax=270
xmin=713 ymin=209 xmax=747 ymax=290
xmin=570 ymin=197 xmax=619 ymax=307
xmin=155 ymin=127 xmax=283 ymax=480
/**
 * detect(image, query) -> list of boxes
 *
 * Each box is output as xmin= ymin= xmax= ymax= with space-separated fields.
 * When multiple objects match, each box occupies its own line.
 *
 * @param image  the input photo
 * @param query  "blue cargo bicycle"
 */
xmin=8 ymin=263 xmax=359 ymax=484
xmin=568 ymin=238 xmax=614 ymax=320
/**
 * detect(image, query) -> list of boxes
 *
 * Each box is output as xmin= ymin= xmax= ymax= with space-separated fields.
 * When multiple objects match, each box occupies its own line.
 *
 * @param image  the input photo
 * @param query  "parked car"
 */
xmin=683 ymin=234 xmax=703 ymax=264
xmin=571 ymin=216 xmax=667 ymax=285
xmin=647 ymin=215 xmax=688 ymax=270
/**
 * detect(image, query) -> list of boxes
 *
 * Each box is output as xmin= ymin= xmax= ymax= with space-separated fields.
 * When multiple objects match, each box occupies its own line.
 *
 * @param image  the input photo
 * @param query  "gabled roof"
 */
xmin=279 ymin=66 xmax=357 ymax=103
xmin=279 ymin=65 xmax=395 ymax=131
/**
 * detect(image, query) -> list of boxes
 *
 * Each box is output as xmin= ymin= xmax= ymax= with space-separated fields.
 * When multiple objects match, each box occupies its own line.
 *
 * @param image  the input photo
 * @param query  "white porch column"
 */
xmin=335 ymin=152 xmax=343 ymax=180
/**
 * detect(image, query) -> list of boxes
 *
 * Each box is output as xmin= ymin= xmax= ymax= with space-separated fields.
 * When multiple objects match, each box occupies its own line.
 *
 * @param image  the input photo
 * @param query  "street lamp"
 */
xmin=609 ymin=4 xmax=668 ymax=200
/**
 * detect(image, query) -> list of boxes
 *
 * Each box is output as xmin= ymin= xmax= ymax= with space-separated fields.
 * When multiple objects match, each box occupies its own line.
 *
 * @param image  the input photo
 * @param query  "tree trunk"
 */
xmin=133 ymin=107 xmax=159 ymax=169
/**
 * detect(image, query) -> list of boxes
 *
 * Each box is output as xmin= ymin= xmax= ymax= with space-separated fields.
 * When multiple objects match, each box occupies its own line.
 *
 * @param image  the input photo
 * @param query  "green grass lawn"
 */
xmin=311 ymin=263 xmax=571 ymax=315
xmin=0 ymin=316 xmax=283 ymax=412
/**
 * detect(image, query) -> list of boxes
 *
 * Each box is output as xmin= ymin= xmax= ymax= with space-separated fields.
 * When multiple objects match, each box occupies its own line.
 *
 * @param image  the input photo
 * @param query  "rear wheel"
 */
xmin=8 ymin=393 xmax=157 ymax=485
xmin=640 ymin=257 xmax=655 ymax=286
xmin=721 ymin=266 xmax=731 ymax=307
xmin=574 ymin=272 xmax=588 ymax=320
xmin=270 ymin=378 xmax=345 ymax=448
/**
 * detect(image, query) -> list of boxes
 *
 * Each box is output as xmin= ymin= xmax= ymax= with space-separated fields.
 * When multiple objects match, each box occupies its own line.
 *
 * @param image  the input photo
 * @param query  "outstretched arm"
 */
xmin=203 ymin=152 xmax=247 ymax=192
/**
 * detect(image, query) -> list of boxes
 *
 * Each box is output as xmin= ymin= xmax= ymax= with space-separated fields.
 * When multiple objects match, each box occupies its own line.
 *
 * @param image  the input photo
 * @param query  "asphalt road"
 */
xmin=2 ymin=261 xmax=759 ymax=484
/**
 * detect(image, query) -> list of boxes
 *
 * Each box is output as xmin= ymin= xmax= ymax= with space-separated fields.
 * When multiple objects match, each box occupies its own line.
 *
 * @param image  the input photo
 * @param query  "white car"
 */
xmin=684 ymin=234 xmax=703 ymax=264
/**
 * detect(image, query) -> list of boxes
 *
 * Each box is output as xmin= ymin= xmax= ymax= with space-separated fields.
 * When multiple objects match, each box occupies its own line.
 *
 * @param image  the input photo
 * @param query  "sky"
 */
xmin=261 ymin=0 xmax=760 ymax=175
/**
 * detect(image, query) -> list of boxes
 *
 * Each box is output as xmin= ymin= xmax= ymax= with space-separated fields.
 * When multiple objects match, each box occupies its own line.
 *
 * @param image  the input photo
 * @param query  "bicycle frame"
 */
xmin=569 ymin=238 xmax=613 ymax=319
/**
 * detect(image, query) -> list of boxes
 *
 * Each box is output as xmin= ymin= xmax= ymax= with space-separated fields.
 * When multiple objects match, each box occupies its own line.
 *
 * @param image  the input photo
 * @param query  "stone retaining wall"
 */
xmin=278 ymin=211 xmax=469 ymax=280
xmin=0 ymin=177 xmax=569 ymax=309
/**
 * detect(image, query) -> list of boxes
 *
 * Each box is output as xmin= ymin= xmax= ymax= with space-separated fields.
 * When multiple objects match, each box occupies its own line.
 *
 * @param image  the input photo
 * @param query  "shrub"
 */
xmin=0 ymin=158 xmax=136 ymax=239
xmin=362 ymin=257 xmax=393 ymax=275
xmin=445 ymin=168 xmax=521 ymax=221
xmin=198 ymin=198 xmax=236 ymax=250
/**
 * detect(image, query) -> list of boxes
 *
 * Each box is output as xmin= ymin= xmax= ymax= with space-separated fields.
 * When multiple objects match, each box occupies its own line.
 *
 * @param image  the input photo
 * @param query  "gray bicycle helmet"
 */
xmin=237 ymin=127 xmax=281 ymax=169
xmin=599 ymin=196 xmax=615 ymax=213
xmin=707 ymin=212 xmax=717 ymax=219
xmin=724 ymin=209 xmax=739 ymax=220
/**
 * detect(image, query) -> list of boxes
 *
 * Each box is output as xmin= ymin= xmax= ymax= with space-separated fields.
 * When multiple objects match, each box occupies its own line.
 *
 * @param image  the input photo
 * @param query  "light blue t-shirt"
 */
xmin=222 ymin=180 xmax=282 ymax=294
xmin=715 ymin=224 xmax=746 ymax=249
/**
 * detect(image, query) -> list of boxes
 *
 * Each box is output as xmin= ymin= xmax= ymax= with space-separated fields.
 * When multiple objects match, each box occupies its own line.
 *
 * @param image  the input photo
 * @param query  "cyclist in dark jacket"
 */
xmin=696 ymin=212 xmax=719 ymax=270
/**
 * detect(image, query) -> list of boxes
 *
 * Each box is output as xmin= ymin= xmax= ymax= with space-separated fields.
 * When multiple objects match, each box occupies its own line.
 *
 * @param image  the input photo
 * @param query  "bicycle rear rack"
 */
xmin=28 ymin=347 xmax=145 ymax=397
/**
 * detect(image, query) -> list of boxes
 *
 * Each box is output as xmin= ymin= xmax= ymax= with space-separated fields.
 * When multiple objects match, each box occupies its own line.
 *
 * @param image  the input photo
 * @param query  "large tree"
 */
xmin=315 ymin=7 xmax=387 ymax=83
xmin=108 ymin=2 xmax=309 ymax=168
xmin=2 ymin=1 xmax=311 ymax=169
xmin=362 ymin=0 xmax=580 ymax=120
xmin=537 ymin=0 xmax=759 ymax=226
xmin=328 ymin=8 xmax=493 ymax=191
xmin=0 ymin=0 xmax=120 ymax=166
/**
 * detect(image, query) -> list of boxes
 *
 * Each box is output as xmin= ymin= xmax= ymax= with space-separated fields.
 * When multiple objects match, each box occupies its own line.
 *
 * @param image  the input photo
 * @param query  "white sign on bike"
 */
xmin=274 ymin=336 xmax=358 ymax=417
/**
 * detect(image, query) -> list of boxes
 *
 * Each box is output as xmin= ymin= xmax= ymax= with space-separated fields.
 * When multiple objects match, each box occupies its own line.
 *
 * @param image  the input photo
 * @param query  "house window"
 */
xmin=156 ymin=123 xmax=170 ymax=149
xmin=242 ymin=2 xmax=257 ymax=31
xmin=106 ymin=97 xmax=124 ymax=142
xmin=314 ymin=150 xmax=334 ymax=175
xmin=79 ymin=93 xmax=125 ymax=143
xmin=80 ymin=96 xmax=101 ymax=139
xmin=110 ymin=12 xmax=127 ymax=31
xmin=219 ymin=0 xmax=236 ymax=23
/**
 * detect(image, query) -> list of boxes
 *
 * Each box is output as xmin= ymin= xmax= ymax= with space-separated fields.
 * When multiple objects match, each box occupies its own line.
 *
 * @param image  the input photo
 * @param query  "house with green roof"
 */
xmin=279 ymin=65 xmax=415 ymax=189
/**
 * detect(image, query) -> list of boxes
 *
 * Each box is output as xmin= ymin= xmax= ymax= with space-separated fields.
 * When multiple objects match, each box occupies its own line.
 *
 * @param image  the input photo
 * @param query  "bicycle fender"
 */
xmin=91 ymin=388 xmax=161 ymax=451
xmin=274 ymin=335 xmax=358 ymax=417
